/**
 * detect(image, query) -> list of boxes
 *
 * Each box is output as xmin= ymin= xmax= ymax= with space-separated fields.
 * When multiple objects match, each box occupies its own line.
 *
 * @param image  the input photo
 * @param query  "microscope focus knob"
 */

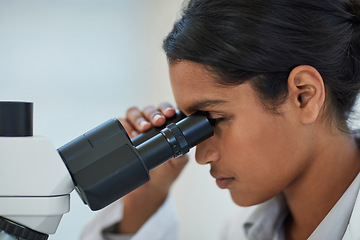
xmin=0 ymin=217 xmax=48 ymax=240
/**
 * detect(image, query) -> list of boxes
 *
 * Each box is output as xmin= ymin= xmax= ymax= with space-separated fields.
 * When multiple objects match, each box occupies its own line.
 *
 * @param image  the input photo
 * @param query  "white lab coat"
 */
xmin=80 ymin=185 xmax=360 ymax=240
xmin=343 ymin=186 xmax=360 ymax=239
xmin=80 ymin=195 xmax=179 ymax=240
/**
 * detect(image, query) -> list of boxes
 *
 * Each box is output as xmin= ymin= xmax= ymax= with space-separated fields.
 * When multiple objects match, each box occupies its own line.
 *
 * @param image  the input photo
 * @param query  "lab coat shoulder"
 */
xmin=79 ymin=195 xmax=179 ymax=240
xmin=342 ymin=187 xmax=360 ymax=240
xmin=219 ymin=186 xmax=360 ymax=240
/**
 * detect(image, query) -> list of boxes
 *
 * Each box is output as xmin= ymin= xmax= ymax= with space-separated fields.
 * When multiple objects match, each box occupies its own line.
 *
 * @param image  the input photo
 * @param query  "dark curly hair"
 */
xmin=163 ymin=0 xmax=360 ymax=131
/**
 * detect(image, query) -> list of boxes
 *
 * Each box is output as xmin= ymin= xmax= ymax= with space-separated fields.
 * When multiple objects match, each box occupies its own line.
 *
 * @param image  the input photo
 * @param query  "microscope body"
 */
xmin=0 ymin=101 xmax=213 ymax=240
xmin=0 ymin=136 xmax=74 ymax=236
xmin=0 ymin=102 xmax=74 ymax=239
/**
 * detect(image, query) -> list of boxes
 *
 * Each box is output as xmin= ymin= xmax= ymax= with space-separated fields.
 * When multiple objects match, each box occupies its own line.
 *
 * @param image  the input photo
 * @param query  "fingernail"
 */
xmin=139 ymin=120 xmax=149 ymax=128
xmin=153 ymin=114 xmax=163 ymax=122
xmin=164 ymin=107 xmax=174 ymax=114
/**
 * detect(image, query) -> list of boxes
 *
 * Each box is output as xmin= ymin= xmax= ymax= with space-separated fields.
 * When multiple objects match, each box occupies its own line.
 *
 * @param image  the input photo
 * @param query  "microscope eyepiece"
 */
xmin=161 ymin=122 xmax=189 ymax=158
xmin=135 ymin=112 xmax=213 ymax=170
xmin=58 ymin=111 xmax=213 ymax=210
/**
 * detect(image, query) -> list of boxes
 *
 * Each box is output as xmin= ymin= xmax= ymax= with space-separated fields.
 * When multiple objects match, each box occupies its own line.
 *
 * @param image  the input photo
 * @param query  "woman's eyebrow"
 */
xmin=185 ymin=100 xmax=227 ymax=114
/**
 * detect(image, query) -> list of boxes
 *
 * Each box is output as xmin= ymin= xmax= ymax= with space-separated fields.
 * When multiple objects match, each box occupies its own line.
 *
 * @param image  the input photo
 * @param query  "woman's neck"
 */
xmin=283 ymin=131 xmax=360 ymax=240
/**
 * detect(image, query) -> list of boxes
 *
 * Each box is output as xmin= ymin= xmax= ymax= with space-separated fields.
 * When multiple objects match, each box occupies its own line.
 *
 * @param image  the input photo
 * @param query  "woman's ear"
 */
xmin=287 ymin=65 xmax=325 ymax=124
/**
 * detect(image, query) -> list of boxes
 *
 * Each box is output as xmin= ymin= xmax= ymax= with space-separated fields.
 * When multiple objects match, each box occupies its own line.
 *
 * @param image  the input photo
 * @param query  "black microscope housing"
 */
xmin=58 ymin=111 xmax=213 ymax=210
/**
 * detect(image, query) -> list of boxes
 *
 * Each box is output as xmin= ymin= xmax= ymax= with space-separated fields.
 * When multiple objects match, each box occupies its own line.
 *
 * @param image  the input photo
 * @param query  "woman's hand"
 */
xmin=116 ymin=103 xmax=188 ymax=234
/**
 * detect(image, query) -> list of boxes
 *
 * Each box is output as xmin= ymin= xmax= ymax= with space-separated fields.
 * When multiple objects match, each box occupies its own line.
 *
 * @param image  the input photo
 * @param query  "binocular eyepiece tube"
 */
xmin=58 ymin=111 xmax=213 ymax=211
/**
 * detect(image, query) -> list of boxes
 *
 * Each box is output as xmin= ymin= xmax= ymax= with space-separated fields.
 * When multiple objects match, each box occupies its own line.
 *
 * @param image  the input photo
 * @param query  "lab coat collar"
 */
xmin=342 ymin=172 xmax=360 ymax=239
xmin=244 ymin=193 xmax=288 ymax=240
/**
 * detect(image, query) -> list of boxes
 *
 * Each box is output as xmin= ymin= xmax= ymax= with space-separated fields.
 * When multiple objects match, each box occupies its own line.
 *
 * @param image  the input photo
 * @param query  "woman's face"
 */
xmin=169 ymin=60 xmax=311 ymax=206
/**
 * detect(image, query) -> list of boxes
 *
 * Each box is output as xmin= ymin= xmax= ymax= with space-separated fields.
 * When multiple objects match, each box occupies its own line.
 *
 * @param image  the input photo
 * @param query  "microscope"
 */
xmin=0 ymin=101 xmax=213 ymax=240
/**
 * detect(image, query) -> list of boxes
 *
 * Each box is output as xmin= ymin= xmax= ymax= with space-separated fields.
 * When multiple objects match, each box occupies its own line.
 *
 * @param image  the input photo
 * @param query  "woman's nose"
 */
xmin=195 ymin=139 xmax=220 ymax=165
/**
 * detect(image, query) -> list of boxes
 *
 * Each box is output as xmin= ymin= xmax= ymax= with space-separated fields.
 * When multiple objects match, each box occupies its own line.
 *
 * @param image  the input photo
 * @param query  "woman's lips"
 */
xmin=210 ymin=171 xmax=235 ymax=189
xmin=215 ymin=177 xmax=235 ymax=189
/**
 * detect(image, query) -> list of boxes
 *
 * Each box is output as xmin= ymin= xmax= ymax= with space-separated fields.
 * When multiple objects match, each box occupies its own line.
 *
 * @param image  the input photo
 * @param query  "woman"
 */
xmin=81 ymin=0 xmax=360 ymax=239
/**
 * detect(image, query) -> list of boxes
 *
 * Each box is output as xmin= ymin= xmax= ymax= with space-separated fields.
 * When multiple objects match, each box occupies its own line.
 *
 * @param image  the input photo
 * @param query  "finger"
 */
xmin=143 ymin=106 xmax=166 ymax=127
xmin=118 ymin=118 xmax=139 ymax=138
xmin=158 ymin=102 xmax=176 ymax=118
xmin=126 ymin=107 xmax=152 ymax=132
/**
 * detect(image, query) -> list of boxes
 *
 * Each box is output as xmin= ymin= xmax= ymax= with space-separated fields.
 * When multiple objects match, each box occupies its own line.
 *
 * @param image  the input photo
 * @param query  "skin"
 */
xmin=118 ymin=60 xmax=360 ymax=239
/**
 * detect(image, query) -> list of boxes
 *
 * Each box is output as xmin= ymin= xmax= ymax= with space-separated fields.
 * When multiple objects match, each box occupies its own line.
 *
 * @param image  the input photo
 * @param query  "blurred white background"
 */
xmin=0 ymin=1 xmax=238 ymax=239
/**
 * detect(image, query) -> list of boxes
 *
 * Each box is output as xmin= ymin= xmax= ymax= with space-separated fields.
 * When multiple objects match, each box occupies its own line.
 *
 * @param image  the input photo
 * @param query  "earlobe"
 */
xmin=288 ymin=65 xmax=325 ymax=124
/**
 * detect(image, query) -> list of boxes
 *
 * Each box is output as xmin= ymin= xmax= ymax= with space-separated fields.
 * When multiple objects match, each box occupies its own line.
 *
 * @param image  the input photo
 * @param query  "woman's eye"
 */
xmin=203 ymin=112 xmax=227 ymax=126
xmin=208 ymin=117 xmax=226 ymax=126
xmin=201 ymin=111 xmax=227 ymax=127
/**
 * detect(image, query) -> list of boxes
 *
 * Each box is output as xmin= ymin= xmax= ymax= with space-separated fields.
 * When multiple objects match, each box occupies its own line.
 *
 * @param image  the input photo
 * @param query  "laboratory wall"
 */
xmin=0 ymin=1 xmax=238 ymax=240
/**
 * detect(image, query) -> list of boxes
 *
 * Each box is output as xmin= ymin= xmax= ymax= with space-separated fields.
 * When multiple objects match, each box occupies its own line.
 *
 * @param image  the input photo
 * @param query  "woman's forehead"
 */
xmin=169 ymin=61 xmax=226 ymax=91
xmin=169 ymin=62 xmax=258 ymax=114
